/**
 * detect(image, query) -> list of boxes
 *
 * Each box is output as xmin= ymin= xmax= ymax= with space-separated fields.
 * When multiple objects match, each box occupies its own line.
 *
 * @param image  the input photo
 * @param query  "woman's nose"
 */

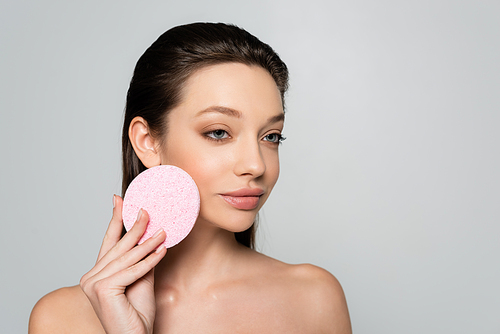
xmin=233 ymin=140 xmax=266 ymax=178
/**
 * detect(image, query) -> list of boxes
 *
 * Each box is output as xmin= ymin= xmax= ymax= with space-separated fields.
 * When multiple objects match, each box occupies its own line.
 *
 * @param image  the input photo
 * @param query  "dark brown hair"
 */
xmin=121 ymin=22 xmax=289 ymax=249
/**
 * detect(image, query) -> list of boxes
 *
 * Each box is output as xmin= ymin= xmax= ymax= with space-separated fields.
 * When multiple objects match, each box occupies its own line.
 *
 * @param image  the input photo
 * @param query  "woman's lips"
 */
xmin=221 ymin=195 xmax=260 ymax=210
xmin=220 ymin=188 xmax=264 ymax=210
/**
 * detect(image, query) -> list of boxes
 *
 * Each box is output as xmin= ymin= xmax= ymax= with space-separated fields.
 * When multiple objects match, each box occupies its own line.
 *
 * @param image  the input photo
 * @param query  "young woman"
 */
xmin=29 ymin=23 xmax=351 ymax=333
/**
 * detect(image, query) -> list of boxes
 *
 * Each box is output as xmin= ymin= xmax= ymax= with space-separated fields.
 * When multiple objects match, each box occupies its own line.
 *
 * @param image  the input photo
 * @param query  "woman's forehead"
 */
xmin=178 ymin=63 xmax=283 ymax=116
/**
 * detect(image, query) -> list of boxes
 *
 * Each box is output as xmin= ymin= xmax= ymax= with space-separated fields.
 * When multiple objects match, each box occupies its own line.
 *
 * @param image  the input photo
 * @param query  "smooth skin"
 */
xmin=29 ymin=63 xmax=352 ymax=333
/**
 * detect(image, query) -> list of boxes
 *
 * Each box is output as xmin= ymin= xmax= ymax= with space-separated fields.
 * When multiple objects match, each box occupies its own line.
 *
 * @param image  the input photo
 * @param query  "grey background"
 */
xmin=1 ymin=0 xmax=499 ymax=333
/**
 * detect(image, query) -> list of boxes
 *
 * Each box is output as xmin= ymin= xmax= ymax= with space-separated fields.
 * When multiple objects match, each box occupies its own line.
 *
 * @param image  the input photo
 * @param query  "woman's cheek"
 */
xmin=265 ymin=149 xmax=280 ymax=182
xmin=183 ymin=151 xmax=225 ymax=191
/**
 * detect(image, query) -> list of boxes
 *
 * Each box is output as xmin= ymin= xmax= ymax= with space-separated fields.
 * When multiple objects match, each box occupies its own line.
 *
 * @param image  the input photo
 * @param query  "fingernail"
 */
xmin=136 ymin=208 xmax=143 ymax=221
xmin=152 ymin=229 xmax=163 ymax=238
xmin=156 ymin=244 xmax=166 ymax=253
xmin=112 ymin=195 xmax=116 ymax=208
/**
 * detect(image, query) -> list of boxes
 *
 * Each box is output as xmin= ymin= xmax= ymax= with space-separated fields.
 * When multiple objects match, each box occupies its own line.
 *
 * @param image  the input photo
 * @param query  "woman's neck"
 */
xmin=154 ymin=219 xmax=249 ymax=292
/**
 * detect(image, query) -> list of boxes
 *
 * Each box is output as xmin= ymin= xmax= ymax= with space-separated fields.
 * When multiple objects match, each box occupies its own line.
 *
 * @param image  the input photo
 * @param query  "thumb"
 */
xmin=143 ymin=267 xmax=155 ymax=287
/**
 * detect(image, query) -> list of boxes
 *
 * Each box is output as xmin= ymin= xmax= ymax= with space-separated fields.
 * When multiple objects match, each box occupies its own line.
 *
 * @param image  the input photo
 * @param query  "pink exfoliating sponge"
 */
xmin=122 ymin=165 xmax=200 ymax=248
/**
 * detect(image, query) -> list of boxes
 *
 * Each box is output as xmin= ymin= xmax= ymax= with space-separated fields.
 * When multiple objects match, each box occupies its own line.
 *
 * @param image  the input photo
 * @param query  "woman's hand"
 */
xmin=80 ymin=195 xmax=167 ymax=334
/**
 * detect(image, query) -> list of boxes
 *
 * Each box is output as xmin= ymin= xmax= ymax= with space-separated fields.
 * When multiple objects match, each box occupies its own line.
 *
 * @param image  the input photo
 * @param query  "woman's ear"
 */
xmin=129 ymin=116 xmax=161 ymax=168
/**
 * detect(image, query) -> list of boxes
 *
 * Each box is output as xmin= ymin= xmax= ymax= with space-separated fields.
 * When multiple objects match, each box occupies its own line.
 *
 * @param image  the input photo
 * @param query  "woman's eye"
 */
xmin=207 ymin=129 xmax=229 ymax=140
xmin=264 ymin=133 xmax=285 ymax=144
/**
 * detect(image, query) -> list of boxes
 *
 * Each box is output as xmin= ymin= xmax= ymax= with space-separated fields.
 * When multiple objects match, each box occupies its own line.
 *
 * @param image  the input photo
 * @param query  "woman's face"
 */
xmin=158 ymin=63 xmax=284 ymax=232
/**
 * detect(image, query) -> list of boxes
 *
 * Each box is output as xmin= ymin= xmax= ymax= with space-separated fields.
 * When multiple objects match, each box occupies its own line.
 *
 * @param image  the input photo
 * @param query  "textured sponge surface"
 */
xmin=122 ymin=165 xmax=200 ymax=248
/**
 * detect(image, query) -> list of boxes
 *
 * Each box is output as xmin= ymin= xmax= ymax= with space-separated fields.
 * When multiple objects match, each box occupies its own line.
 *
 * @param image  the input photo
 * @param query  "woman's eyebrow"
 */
xmin=196 ymin=106 xmax=242 ymax=118
xmin=268 ymin=113 xmax=285 ymax=124
xmin=196 ymin=105 xmax=285 ymax=123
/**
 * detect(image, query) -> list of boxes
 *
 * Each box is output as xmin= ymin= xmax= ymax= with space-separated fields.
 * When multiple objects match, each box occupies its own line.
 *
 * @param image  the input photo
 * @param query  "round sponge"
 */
xmin=122 ymin=165 xmax=200 ymax=248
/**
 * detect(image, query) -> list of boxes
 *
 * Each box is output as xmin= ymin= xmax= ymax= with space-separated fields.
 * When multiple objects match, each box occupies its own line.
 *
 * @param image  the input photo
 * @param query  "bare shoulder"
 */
xmin=250 ymin=253 xmax=352 ymax=333
xmin=29 ymin=285 xmax=104 ymax=334
xmin=288 ymin=263 xmax=346 ymax=300
xmin=286 ymin=263 xmax=352 ymax=333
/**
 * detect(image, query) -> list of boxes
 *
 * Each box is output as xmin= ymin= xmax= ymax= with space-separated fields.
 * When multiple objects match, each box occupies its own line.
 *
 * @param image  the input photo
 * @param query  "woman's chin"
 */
xmin=196 ymin=211 xmax=258 ymax=234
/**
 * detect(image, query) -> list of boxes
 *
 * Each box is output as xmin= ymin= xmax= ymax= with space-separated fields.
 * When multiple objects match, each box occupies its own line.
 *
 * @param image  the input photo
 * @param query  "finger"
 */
xmin=97 ymin=243 xmax=166 ymax=291
xmin=91 ymin=229 xmax=166 ymax=282
xmin=90 ymin=208 xmax=151 ymax=276
xmin=97 ymin=195 xmax=125 ymax=262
